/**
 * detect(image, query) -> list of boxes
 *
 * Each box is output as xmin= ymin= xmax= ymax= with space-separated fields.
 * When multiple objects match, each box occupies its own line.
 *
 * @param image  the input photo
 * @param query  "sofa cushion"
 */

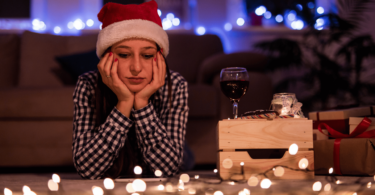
xmin=0 ymin=87 xmax=75 ymax=118
xmin=0 ymin=34 xmax=20 ymax=87
xmin=18 ymin=31 xmax=98 ymax=87
xmin=197 ymin=52 xmax=268 ymax=84
xmin=188 ymin=84 xmax=219 ymax=118
xmin=55 ymin=49 xmax=99 ymax=85
xmin=167 ymin=33 xmax=223 ymax=84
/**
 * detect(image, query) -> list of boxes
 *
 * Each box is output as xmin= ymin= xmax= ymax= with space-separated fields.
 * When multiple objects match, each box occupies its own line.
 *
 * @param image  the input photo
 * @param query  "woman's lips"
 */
xmin=128 ymin=77 xmax=145 ymax=84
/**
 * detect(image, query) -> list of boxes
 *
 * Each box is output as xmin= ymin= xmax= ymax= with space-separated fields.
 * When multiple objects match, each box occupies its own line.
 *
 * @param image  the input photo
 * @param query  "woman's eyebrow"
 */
xmin=141 ymin=47 xmax=157 ymax=50
xmin=114 ymin=45 xmax=131 ymax=49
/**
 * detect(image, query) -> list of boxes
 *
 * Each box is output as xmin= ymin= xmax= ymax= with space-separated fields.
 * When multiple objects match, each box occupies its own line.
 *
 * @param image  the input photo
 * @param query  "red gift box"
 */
xmin=309 ymin=106 xmax=374 ymax=134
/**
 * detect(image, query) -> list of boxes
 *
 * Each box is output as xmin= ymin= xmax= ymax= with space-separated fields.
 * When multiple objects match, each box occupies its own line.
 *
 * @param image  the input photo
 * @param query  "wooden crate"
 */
xmin=217 ymin=118 xmax=314 ymax=180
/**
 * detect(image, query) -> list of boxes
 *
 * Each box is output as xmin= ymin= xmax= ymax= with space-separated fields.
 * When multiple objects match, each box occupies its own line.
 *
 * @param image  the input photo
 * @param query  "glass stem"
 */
xmin=233 ymin=100 xmax=238 ymax=119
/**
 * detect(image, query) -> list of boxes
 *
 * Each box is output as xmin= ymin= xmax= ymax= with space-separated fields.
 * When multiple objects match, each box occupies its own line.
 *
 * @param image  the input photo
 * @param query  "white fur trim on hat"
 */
xmin=96 ymin=19 xmax=169 ymax=58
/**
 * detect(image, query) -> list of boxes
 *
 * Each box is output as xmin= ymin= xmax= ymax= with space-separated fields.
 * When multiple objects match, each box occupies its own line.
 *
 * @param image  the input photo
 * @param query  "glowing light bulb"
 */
xmin=242 ymin=188 xmax=250 ymax=195
xmin=131 ymin=193 xmax=140 ymax=195
xmin=86 ymin=19 xmax=94 ymax=27
xmin=67 ymin=22 xmax=74 ymax=29
xmin=23 ymin=186 xmax=31 ymax=194
xmin=264 ymin=11 xmax=272 ymax=19
xmin=275 ymin=15 xmax=283 ymax=23
xmin=260 ymin=179 xmax=271 ymax=189
xmin=214 ymin=191 xmax=224 ymax=195
xmin=194 ymin=175 xmax=199 ymax=179
xmin=178 ymin=180 xmax=184 ymax=191
xmin=134 ymin=166 xmax=142 ymax=175
xmin=289 ymin=143 xmax=298 ymax=155
xmin=229 ymin=181 xmax=235 ymax=185
xmin=240 ymin=162 xmax=244 ymax=166
xmin=299 ymin=158 xmax=309 ymax=169
xmin=180 ymin=173 xmax=190 ymax=183
xmin=104 ymin=178 xmax=115 ymax=189
xmin=353 ymin=193 xmax=357 ymax=195
xmin=157 ymin=184 xmax=164 ymax=190
xmin=166 ymin=13 xmax=174 ymax=20
xmin=291 ymin=20 xmax=304 ymax=30
xmin=126 ymin=183 xmax=135 ymax=193
xmin=188 ymin=188 xmax=196 ymax=194
xmin=336 ymin=180 xmax=341 ymax=184
xmin=162 ymin=19 xmax=172 ymax=30
xmin=236 ymin=18 xmax=245 ymax=26
xmin=255 ymin=6 xmax=266 ymax=16
xmin=157 ymin=9 xmax=162 ymax=16
xmin=329 ymin=167 xmax=333 ymax=174
xmin=132 ymin=179 xmax=146 ymax=192
xmin=4 ymin=188 xmax=12 ymax=195
xmin=367 ymin=182 xmax=372 ymax=188
xmin=213 ymin=169 xmax=218 ymax=173
xmin=324 ymin=183 xmax=331 ymax=191
xmin=166 ymin=182 xmax=173 ymax=192
xmin=48 ymin=179 xmax=59 ymax=191
xmin=53 ymin=26 xmax=61 ymax=34
xmin=288 ymin=11 xmax=296 ymax=21
xmin=99 ymin=24 xmax=102 ymax=30
xmin=172 ymin=18 xmax=180 ymax=26
xmin=52 ymin=174 xmax=60 ymax=183
xmin=274 ymin=166 xmax=285 ymax=177
xmin=312 ymin=181 xmax=322 ymax=191
xmin=73 ymin=19 xmax=85 ymax=30
xmin=224 ymin=23 xmax=232 ymax=31
xmin=92 ymin=186 xmax=104 ymax=195
xmin=155 ymin=170 xmax=162 ymax=177
xmin=239 ymin=191 xmax=246 ymax=195
xmin=317 ymin=7 xmax=324 ymax=14
xmin=223 ymin=158 xmax=233 ymax=169
xmin=248 ymin=176 xmax=259 ymax=186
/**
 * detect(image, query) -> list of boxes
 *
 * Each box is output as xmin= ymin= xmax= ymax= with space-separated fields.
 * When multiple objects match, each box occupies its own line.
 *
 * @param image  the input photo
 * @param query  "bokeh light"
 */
xmin=196 ymin=26 xmax=206 ymax=35
xmin=289 ymin=143 xmax=298 ymax=155
xmin=224 ymin=23 xmax=232 ymax=31
xmin=317 ymin=7 xmax=324 ymax=14
xmin=312 ymin=181 xmax=322 ymax=191
xmin=275 ymin=15 xmax=283 ymax=23
xmin=260 ymin=179 xmax=271 ymax=189
xmin=255 ymin=6 xmax=266 ymax=16
xmin=236 ymin=18 xmax=245 ymax=26
xmin=264 ymin=11 xmax=272 ymax=19
xmin=86 ymin=19 xmax=94 ymax=27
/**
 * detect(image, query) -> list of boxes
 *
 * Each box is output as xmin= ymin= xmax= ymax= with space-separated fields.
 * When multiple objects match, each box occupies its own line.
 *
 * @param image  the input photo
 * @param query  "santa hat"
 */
xmin=96 ymin=0 xmax=169 ymax=58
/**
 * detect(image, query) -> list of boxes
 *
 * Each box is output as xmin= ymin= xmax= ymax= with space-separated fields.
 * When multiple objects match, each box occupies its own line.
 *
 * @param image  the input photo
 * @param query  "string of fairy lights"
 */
xmin=2 ymin=142 xmax=375 ymax=195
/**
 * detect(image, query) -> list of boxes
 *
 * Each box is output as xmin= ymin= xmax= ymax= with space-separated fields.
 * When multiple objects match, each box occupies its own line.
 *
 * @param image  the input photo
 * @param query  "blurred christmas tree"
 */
xmin=253 ymin=0 xmax=375 ymax=114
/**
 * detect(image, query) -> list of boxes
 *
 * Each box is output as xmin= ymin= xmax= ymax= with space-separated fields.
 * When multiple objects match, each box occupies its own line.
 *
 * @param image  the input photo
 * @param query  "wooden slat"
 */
xmin=219 ymin=151 xmax=314 ymax=180
xmin=218 ymin=119 xmax=313 ymax=149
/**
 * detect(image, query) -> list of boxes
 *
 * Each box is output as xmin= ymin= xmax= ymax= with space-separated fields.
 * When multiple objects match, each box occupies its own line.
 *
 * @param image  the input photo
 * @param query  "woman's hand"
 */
xmin=134 ymin=51 xmax=166 ymax=110
xmin=97 ymin=51 xmax=134 ymax=117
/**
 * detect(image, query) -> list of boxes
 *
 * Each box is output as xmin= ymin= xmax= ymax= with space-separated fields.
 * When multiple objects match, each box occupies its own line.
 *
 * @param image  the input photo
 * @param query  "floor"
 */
xmin=0 ymin=171 xmax=374 ymax=195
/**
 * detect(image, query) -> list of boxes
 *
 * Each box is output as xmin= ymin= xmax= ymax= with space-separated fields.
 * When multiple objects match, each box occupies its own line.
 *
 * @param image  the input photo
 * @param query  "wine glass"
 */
xmin=220 ymin=67 xmax=249 ymax=119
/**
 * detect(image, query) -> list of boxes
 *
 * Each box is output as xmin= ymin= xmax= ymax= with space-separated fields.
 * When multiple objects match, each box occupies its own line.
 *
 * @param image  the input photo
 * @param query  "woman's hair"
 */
xmin=95 ymin=44 xmax=172 ymax=126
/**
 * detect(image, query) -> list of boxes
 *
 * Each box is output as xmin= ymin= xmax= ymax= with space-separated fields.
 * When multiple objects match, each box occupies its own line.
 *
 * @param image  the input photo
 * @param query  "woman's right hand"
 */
xmin=97 ymin=52 xmax=134 ymax=116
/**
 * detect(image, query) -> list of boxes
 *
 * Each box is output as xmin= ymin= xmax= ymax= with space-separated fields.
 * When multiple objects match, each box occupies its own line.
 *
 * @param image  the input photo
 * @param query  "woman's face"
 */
xmin=111 ymin=39 xmax=157 ymax=93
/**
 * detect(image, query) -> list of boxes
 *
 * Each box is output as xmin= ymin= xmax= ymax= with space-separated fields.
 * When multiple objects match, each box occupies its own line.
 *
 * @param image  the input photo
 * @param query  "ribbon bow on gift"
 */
xmin=318 ymin=117 xmax=375 ymax=175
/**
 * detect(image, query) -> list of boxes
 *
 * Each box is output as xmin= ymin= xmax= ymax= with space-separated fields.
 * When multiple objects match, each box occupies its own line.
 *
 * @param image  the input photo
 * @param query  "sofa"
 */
xmin=0 ymin=30 xmax=272 ymax=170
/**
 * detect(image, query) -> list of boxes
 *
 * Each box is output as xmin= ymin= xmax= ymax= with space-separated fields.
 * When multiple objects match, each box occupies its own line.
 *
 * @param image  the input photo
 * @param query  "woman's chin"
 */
xmin=128 ymin=85 xmax=145 ymax=93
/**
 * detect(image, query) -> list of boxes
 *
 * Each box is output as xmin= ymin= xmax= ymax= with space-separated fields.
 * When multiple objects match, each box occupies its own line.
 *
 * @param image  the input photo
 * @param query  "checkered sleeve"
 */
xmin=133 ymin=73 xmax=189 ymax=176
xmin=72 ymin=72 xmax=133 ymax=179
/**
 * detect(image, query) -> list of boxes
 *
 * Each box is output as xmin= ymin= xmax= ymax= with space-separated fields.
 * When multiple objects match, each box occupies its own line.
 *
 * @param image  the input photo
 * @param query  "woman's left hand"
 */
xmin=134 ymin=51 xmax=166 ymax=110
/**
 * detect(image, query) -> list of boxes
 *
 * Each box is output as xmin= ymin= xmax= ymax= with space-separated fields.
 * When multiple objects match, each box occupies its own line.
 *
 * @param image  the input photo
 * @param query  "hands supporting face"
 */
xmin=97 ymin=50 xmax=166 ymax=117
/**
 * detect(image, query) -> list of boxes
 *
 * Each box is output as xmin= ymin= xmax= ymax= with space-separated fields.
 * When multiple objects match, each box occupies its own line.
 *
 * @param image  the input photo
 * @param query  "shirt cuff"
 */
xmin=132 ymin=102 xmax=157 ymax=123
xmin=106 ymin=107 xmax=133 ymax=132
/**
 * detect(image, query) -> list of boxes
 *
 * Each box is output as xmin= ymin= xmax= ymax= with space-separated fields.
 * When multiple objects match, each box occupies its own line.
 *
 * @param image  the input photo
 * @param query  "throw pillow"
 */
xmin=55 ymin=50 xmax=99 ymax=84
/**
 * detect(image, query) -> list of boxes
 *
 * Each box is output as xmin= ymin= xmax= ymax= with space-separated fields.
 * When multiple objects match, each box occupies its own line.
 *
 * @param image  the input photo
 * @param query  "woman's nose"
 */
xmin=130 ymin=57 xmax=142 ymax=74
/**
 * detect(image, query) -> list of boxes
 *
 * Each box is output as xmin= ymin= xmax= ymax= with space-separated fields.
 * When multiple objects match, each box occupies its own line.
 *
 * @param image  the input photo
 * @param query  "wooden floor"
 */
xmin=0 ymin=171 xmax=374 ymax=195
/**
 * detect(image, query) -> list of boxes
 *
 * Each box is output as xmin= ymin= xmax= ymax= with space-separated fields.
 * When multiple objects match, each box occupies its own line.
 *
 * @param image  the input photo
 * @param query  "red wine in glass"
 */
xmin=220 ymin=80 xmax=249 ymax=100
xmin=220 ymin=67 xmax=249 ymax=119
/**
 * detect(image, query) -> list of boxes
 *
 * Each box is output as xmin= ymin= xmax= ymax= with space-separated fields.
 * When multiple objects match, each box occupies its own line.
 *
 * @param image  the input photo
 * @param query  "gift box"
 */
xmin=350 ymin=117 xmax=375 ymax=134
xmin=313 ymin=129 xmax=328 ymax=141
xmin=217 ymin=118 xmax=314 ymax=180
xmin=309 ymin=106 xmax=375 ymax=134
xmin=314 ymin=138 xmax=375 ymax=175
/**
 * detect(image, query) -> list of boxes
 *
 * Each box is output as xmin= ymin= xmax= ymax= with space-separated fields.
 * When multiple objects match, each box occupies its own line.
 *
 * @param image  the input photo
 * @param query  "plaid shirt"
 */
xmin=72 ymin=70 xmax=188 ymax=179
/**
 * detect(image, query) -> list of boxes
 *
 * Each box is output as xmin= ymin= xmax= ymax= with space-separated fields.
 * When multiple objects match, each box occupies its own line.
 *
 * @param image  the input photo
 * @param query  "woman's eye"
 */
xmin=118 ymin=53 xmax=129 ymax=58
xmin=144 ymin=54 xmax=154 ymax=59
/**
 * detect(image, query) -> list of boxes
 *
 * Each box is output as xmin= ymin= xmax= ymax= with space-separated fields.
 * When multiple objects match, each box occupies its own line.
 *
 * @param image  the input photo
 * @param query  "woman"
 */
xmin=72 ymin=0 xmax=189 ymax=179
